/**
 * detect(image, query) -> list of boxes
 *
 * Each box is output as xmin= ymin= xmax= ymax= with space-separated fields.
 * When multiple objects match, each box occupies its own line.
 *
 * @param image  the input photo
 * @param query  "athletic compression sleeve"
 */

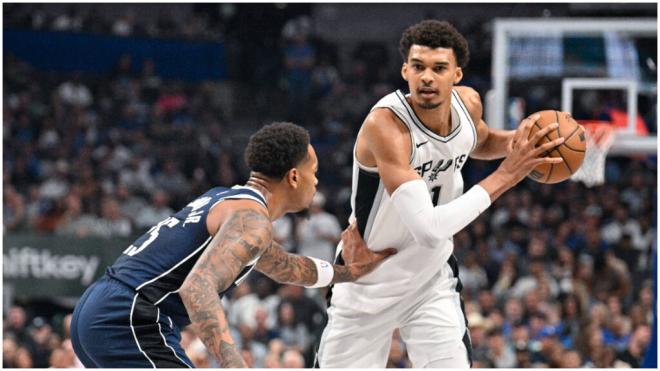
xmin=390 ymin=179 xmax=491 ymax=250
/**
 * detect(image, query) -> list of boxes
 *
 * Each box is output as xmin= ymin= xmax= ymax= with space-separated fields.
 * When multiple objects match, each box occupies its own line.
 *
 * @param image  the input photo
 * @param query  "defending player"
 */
xmin=316 ymin=20 xmax=564 ymax=368
xmin=70 ymin=122 xmax=395 ymax=368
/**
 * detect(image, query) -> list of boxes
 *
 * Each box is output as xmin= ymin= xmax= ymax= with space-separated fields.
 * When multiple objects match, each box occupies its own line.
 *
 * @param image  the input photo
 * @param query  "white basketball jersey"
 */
xmin=331 ymin=89 xmax=478 ymax=314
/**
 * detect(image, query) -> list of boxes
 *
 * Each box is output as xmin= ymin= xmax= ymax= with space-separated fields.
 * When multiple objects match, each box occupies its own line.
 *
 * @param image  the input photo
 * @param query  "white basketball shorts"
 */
xmin=317 ymin=272 xmax=472 ymax=368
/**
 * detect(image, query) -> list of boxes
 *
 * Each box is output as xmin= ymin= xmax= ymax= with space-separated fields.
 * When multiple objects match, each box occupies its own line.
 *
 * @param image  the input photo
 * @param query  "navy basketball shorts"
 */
xmin=70 ymin=275 xmax=193 ymax=368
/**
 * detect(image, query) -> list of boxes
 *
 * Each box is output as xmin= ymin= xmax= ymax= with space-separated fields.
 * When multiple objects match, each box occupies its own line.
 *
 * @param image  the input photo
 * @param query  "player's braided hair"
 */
xmin=399 ymin=20 xmax=470 ymax=68
xmin=245 ymin=122 xmax=310 ymax=179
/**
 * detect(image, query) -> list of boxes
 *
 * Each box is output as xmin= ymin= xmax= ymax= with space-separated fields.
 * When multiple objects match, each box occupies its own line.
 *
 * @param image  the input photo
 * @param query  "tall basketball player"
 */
xmin=70 ymin=122 xmax=395 ymax=368
xmin=317 ymin=20 xmax=565 ymax=368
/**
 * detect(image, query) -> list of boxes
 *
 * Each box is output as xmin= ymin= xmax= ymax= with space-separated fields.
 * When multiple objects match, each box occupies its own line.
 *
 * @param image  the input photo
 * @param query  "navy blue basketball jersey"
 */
xmin=106 ymin=186 xmax=267 ymax=327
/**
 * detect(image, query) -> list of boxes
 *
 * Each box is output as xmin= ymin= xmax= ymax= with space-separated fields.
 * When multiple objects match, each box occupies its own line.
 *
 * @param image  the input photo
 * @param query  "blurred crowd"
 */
xmin=3 ymin=3 xmax=226 ymax=41
xmin=3 ymin=3 xmax=657 ymax=369
xmin=454 ymin=165 xmax=656 ymax=368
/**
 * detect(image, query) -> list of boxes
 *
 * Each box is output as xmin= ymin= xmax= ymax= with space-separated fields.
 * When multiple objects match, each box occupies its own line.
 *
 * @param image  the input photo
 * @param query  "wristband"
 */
xmin=304 ymin=257 xmax=334 ymax=288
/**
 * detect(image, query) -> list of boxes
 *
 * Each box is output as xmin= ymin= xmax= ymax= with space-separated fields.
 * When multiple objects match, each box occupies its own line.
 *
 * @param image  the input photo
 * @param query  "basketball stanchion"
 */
xmin=570 ymin=121 xmax=615 ymax=187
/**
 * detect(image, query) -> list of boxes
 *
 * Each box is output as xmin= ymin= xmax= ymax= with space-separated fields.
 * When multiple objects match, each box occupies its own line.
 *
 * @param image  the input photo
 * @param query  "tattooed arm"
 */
xmin=256 ymin=222 xmax=396 ymax=286
xmin=179 ymin=205 xmax=272 ymax=368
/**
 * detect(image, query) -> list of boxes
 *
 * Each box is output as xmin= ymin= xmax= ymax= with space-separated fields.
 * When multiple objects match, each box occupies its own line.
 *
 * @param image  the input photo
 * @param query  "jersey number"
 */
xmin=123 ymin=217 xmax=180 ymax=256
xmin=431 ymin=186 xmax=442 ymax=206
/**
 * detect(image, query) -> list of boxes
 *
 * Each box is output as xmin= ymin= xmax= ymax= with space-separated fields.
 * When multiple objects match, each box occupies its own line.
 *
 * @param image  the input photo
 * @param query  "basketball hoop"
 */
xmin=570 ymin=121 xmax=615 ymax=187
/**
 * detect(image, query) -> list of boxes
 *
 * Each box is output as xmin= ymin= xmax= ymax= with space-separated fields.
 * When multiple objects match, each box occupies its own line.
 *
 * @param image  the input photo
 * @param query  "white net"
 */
xmin=570 ymin=125 xmax=615 ymax=187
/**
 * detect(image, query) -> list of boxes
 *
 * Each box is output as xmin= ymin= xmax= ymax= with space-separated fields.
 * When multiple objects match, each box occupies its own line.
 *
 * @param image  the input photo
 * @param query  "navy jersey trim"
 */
xmin=130 ymin=293 xmax=192 ymax=368
xmin=136 ymin=236 xmax=212 ymax=292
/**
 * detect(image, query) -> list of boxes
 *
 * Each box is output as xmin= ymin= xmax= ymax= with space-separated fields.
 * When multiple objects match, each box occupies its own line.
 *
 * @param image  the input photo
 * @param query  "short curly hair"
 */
xmin=244 ymin=122 xmax=310 ymax=179
xmin=399 ymin=20 xmax=469 ymax=68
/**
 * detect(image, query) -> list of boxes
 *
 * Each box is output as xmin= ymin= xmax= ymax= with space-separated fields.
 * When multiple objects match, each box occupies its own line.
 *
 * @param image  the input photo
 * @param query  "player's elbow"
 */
xmin=178 ymin=280 xmax=195 ymax=306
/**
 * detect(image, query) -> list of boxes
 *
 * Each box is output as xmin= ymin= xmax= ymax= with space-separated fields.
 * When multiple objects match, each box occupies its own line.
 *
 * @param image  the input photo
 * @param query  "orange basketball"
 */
xmin=527 ymin=110 xmax=587 ymax=184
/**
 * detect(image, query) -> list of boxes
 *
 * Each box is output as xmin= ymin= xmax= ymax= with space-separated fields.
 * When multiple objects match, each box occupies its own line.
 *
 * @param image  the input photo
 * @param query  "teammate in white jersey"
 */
xmin=317 ymin=20 xmax=565 ymax=368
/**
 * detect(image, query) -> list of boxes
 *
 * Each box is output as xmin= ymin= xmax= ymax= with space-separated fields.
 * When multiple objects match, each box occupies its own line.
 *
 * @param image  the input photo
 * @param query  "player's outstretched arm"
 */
xmin=454 ymin=86 xmax=515 ymax=160
xmin=179 ymin=206 xmax=272 ymax=368
xmin=256 ymin=222 xmax=396 ymax=286
xmin=362 ymin=109 xmax=563 ymax=251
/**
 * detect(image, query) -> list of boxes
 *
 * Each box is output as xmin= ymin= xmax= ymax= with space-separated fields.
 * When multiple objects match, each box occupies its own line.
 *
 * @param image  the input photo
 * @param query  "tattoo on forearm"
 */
xmin=219 ymin=340 xmax=246 ymax=368
xmin=257 ymin=242 xmax=385 ymax=286
xmin=180 ymin=209 xmax=270 ymax=368
xmin=332 ymin=261 xmax=380 ymax=284
xmin=256 ymin=242 xmax=318 ymax=286
xmin=332 ymin=264 xmax=358 ymax=283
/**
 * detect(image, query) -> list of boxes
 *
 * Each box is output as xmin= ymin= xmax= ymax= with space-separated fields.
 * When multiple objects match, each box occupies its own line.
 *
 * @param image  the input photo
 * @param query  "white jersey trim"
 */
xmin=157 ymin=307 xmax=193 ymax=368
xmin=394 ymin=90 xmax=463 ymax=142
xmin=451 ymin=89 xmax=479 ymax=153
xmin=135 ymin=235 xmax=213 ymax=291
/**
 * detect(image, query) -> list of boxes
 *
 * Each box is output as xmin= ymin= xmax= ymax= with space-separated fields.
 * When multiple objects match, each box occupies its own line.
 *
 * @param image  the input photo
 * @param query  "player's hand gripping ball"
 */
xmin=526 ymin=110 xmax=587 ymax=184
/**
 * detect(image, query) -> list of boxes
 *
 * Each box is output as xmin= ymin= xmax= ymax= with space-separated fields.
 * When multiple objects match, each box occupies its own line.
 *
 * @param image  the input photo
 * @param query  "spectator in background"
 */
xmin=592 ymin=250 xmax=632 ymax=302
xmin=48 ymin=345 xmax=74 ymax=368
xmin=559 ymin=349 xmax=583 ymax=368
xmin=118 ymin=156 xmax=156 ymax=195
xmin=14 ymin=346 xmax=33 ymax=368
xmin=510 ymin=257 xmax=559 ymax=299
xmin=557 ymin=294 xmax=581 ymax=348
xmin=281 ymin=349 xmax=305 ymax=368
xmin=296 ymin=191 xmax=341 ymax=263
xmin=135 ymin=189 xmax=174 ymax=229
xmin=252 ymin=306 xmax=277 ymax=346
xmin=240 ymin=348 xmax=255 ymax=368
xmin=3 ymin=338 xmax=19 ymax=368
xmin=237 ymin=323 xmax=267 ymax=368
xmin=25 ymin=317 xmax=53 ymax=368
xmin=601 ymin=205 xmax=640 ymax=245
xmin=602 ymin=314 xmax=631 ymax=352
xmin=272 ymin=215 xmax=296 ymax=253
xmin=459 ymin=251 xmax=489 ymax=298
xmin=186 ymin=338 xmax=211 ymax=368
xmin=112 ymin=11 xmax=135 ymax=37
xmin=3 ymin=184 xmax=26 ymax=231
xmin=617 ymin=324 xmax=651 ymax=368
xmin=278 ymin=285 xmax=326 ymax=337
xmin=492 ymin=256 xmax=519 ymax=301
xmin=282 ymin=16 xmax=315 ymax=122
xmin=5 ymin=306 xmax=30 ymax=345
xmin=94 ymin=197 xmax=132 ymax=238
xmin=264 ymin=339 xmax=285 ymax=368
xmin=467 ymin=312 xmax=492 ymax=364
xmin=227 ymin=282 xmax=261 ymax=330
xmin=154 ymin=159 xmax=190 ymax=202
xmin=115 ymin=184 xmax=147 ymax=221
xmin=487 ymin=328 xmax=516 ymax=368
xmin=276 ymin=302 xmax=310 ymax=354
xmin=56 ymin=72 xmax=93 ymax=108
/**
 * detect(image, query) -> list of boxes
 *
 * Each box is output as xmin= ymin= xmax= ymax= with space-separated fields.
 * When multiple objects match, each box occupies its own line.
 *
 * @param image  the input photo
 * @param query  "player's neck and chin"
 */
xmin=407 ymin=94 xmax=453 ymax=136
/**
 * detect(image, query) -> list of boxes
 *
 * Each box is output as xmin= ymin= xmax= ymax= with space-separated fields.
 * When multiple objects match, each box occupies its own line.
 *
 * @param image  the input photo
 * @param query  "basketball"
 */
xmin=527 ymin=110 xmax=587 ymax=184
